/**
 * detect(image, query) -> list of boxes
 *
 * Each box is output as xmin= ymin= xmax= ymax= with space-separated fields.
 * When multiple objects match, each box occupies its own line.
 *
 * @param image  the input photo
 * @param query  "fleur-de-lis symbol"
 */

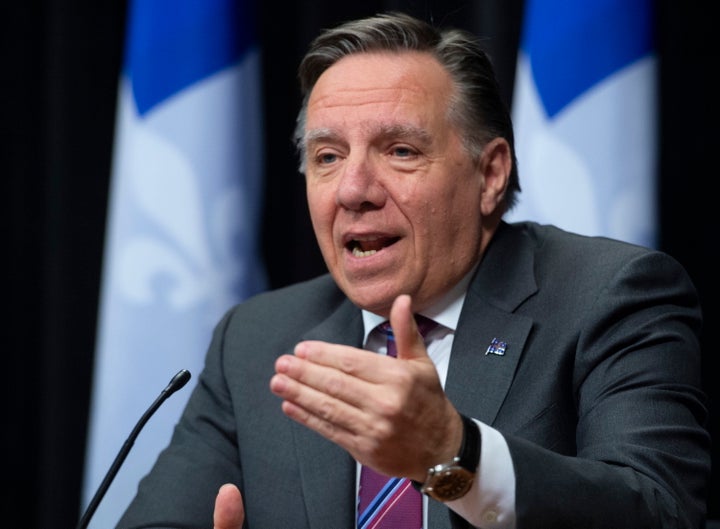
xmin=108 ymin=97 xmax=263 ymax=315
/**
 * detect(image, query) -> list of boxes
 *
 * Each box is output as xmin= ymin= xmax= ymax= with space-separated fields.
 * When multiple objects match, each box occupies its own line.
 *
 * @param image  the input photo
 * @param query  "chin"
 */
xmin=344 ymin=287 xmax=396 ymax=315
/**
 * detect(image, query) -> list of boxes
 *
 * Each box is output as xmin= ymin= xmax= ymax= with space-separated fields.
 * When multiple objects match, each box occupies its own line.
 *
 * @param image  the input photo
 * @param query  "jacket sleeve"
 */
xmin=508 ymin=250 xmax=711 ymax=529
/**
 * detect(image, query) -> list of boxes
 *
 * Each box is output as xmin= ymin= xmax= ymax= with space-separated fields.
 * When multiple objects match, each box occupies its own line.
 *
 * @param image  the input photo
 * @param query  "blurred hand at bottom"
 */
xmin=213 ymin=483 xmax=245 ymax=529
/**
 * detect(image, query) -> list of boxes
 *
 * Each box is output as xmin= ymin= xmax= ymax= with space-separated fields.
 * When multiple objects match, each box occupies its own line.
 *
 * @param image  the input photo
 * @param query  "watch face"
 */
xmin=423 ymin=466 xmax=474 ymax=502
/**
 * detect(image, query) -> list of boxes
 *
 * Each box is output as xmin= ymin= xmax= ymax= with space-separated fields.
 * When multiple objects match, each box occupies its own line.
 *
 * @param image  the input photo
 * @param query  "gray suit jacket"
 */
xmin=117 ymin=221 xmax=711 ymax=529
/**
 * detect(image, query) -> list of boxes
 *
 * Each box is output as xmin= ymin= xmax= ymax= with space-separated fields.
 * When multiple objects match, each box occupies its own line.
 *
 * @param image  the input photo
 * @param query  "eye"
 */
xmin=390 ymin=145 xmax=417 ymax=158
xmin=316 ymin=151 xmax=339 ymax=165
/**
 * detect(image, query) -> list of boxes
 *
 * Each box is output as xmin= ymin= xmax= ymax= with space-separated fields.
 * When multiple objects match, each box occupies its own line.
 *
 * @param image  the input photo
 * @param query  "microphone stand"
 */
xmin=76 ymin=369 xmax=191 ymax=529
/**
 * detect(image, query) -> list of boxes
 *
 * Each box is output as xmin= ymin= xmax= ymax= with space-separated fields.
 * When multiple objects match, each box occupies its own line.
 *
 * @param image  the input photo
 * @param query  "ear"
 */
xmin=478 ymin=137 xmax=512 ymax=217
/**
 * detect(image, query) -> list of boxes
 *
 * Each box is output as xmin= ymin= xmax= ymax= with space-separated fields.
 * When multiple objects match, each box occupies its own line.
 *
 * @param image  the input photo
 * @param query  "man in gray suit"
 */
xmin=118 ymin=12 xmax=711 ymax=529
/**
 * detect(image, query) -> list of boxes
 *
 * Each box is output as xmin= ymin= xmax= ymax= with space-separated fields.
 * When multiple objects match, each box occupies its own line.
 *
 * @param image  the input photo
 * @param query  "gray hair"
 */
xmin=293 ymin=11 xmax=520 ymax=210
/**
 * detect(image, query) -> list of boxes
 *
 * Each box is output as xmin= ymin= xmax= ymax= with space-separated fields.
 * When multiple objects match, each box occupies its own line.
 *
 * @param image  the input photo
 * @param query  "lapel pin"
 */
xmin=486 ymin=338 xmax=507 ymax=356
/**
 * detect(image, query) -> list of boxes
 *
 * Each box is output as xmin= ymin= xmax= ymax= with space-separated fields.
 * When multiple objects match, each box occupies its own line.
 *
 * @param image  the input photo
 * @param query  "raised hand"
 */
xmin=269 ymin=294 xmax=463 ymax=481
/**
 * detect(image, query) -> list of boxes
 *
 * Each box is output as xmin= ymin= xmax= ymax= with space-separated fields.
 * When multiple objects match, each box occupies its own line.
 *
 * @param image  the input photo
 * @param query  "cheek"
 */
xmin=418 ymin=158 xmax=482 ymax=217
xmin=430 ymin=186 xmax=482 ymax=245
xmin=307 ymin=185 xmax=336 ymax=241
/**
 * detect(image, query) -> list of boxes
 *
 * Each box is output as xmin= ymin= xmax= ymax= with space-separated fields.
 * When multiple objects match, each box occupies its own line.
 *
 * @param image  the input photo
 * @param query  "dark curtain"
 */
xmin=4 ymin=1 xmax=717 ymax=528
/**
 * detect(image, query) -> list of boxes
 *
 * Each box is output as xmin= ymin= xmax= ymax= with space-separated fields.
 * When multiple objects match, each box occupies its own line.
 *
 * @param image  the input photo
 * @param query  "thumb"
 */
xmin=213 ymin=483 xmax=245 ymax=529
xmin=389 ymin=294 xmax=430 ymax=361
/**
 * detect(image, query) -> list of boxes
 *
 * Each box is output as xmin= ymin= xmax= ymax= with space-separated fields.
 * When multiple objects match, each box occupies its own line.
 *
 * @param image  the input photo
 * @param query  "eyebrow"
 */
xmin=304 ymin=128 xmax=341 ymax=148
xmin=303 ymin=123 xmax=433 ymax=149
xmin=375 ymin=124 xmax=432 ymax=146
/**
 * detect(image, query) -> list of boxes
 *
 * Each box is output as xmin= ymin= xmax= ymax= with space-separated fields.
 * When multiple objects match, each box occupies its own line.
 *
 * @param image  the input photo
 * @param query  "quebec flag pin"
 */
xmin=486 ymin=338 xmax=507 ymax=356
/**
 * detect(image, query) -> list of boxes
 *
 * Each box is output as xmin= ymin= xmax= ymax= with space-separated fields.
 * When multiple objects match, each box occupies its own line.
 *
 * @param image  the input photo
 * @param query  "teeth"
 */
xmin=352 ymin=247 xmax=378 ymax=257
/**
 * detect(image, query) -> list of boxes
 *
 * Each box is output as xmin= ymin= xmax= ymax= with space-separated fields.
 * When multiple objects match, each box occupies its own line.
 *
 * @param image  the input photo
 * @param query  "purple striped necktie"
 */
xmin=357 ymin=315 xmax=438 ymax=529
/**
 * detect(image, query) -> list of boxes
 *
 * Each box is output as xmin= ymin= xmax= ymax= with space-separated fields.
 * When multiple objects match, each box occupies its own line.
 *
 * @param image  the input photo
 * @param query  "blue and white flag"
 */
xmin=82 ymin=1 xmax=266 ymax=527
xmin=506 ymin=0 xmax=657 ymax=248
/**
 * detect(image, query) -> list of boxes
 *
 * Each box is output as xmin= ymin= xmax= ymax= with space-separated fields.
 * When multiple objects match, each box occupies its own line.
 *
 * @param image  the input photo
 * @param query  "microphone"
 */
xmin=76 ymin=369 xmax=192 ymax=529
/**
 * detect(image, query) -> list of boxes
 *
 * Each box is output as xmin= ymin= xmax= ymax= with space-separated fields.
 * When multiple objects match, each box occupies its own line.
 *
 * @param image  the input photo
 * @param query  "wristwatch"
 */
xmin=414 ymin=414 xmax=480 ymax=502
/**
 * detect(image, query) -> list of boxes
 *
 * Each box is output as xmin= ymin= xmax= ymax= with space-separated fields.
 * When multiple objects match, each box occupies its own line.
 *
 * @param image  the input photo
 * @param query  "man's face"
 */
xmin=303 ymin=51 xmax=491 ymax=316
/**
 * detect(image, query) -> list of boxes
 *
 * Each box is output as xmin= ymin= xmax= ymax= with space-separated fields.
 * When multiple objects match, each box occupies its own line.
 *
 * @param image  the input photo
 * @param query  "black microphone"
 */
xmin=76 ymin=369 xmax=192 ymax=529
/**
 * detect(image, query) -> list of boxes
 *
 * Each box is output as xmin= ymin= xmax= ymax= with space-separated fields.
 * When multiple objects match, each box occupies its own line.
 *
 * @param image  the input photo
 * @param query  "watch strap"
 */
xmin=411 ymin=413 xmax=481 ymax=491
xmin=456 ymin=414 xmax=481 ymax=472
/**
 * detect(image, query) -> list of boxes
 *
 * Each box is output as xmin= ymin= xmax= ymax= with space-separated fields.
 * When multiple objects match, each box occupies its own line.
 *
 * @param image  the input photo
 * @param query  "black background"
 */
xmin=4 ymin=1 xmax=717 ymax=527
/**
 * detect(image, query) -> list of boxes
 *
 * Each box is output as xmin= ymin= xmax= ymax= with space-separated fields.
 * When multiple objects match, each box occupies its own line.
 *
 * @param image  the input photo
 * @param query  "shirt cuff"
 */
xmin=446 ymin=420 xmax=516 ymax=528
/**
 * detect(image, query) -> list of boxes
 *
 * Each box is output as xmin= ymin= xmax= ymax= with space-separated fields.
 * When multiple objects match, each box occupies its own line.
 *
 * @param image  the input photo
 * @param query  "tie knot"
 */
xmin=415 ymin=314 xmax=438 ymax=338
xmin=378 ymin=314 xmax=437 ymax=340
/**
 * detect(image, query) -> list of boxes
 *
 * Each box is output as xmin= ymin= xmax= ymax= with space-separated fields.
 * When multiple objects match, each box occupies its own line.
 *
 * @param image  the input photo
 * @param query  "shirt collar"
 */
xmin=360 ymin=264 xmax=477 ymax=344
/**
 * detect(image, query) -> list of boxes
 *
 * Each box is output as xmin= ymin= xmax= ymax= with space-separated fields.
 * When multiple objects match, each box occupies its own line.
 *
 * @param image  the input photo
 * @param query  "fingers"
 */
xmin=271 ymin=329 xmax=428 ymax=413
xmin=270 ymin=344 xmax=387 ymax=447
xmin=271 ymin=355 xmax=360 ymax=439
xmin=388 ymin=294 xmax=428 ymax=360
xmin=213 ymin=483 xmax=244 ymax=529
xmin=272 ymin=343 xmax=388 ymax=406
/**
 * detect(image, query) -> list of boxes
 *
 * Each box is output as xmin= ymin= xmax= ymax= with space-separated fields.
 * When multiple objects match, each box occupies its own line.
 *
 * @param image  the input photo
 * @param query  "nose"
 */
xmin=336 ymin=154 xmax=386 ymax=211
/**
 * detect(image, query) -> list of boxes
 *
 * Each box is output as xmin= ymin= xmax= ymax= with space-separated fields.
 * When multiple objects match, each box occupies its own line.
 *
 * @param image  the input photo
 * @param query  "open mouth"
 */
xmin=347 ymin=236 xmax=400 ymax=257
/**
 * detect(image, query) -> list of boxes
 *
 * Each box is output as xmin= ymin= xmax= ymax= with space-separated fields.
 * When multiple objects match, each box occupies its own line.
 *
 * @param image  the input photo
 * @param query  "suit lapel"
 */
xmin=428 ymin=302 xmax=534 ymax=528
xmin=429 ymin=223 xmax=537 ymax=528
xmin=446 ymin=222 xmax=536 ymax=423
xmin=291 ymin=298 xmax=363 ymax=529
xmin=445 ymin=292 xmax=533 ymax=425
xmin=428 ymin=301 xmax=534 ymax=528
